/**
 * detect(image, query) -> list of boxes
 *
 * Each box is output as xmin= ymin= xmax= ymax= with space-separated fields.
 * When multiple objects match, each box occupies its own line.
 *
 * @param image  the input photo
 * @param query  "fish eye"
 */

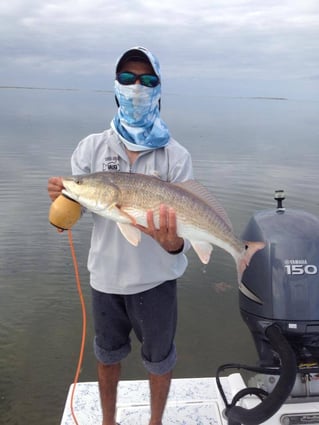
xmin=73 ymin=177 xmax=82 ymax=185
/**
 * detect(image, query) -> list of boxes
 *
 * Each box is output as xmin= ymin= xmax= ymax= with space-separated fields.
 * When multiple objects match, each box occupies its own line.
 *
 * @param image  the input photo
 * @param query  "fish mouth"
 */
xmin=61 ymin=176 xmax=85 ymax=201
xmin=62 ymin=177 xmax=74 ymax=193
xmin=62 ymin=191 xmax=79 ymax=203
xmin=62 ymin=187 xmax=79 ymax=203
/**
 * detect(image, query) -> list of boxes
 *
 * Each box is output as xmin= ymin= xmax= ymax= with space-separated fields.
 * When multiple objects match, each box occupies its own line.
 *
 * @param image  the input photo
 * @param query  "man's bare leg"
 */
xmin=98 ymin=361 xmax=121 ymax=425
xmin=148 ymin=370 xmax=172 ymax=425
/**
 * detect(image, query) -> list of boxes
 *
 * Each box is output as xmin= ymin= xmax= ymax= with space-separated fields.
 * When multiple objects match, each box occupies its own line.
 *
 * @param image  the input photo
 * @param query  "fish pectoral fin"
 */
xmin=106 ymin=204 xmax=137 ymax=225
xmin=117 ymin=223 xmax=141 ymax=246
xmin=190 ymin=241 xmax=213 ymax=264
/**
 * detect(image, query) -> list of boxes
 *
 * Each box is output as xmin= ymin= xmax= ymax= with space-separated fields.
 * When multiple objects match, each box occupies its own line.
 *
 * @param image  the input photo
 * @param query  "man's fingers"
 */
xmin=159 ymin=204 xmax=168 ymax=230
xmin=167 ymin=207 xmax=177 ymax=235
xmin=146 ymin=210 xmax=156 ymax=232
xmin=48 ymin=176 xmax=64 ymax=201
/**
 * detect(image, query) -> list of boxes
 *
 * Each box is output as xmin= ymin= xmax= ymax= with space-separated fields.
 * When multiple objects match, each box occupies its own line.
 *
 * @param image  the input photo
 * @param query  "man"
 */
xmin=48 ymin=46 xmax=193 ymax=425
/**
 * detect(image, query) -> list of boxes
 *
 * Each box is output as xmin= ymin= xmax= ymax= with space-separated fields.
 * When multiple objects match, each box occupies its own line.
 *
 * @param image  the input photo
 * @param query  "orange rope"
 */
xmin=67 ymin=229 xmax=87 ymax=425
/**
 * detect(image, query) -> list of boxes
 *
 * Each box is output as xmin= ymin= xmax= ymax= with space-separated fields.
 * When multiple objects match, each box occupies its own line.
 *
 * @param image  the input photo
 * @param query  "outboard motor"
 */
xmin=217 ymin=191 xmax=319 ymax=424
xmin=241 ymin=190 xmax=319 ymax=371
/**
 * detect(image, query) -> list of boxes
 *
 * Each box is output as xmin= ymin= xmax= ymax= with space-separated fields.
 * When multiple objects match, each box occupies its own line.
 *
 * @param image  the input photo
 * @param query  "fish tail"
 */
xmin=237 ymin=241 xmax=265 ymax=278
xmin=236 ymin=241 xmax=265 ymax=304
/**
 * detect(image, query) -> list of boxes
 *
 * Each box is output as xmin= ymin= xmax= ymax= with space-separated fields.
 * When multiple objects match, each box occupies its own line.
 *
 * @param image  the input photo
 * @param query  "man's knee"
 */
xmin=142 ymin=343 xmax=177 ymax=375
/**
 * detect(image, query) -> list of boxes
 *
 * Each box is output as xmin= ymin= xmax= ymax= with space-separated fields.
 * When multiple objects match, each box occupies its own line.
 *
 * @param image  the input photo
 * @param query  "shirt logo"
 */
xmin=103 ymin=156 xmax=120 ymax=171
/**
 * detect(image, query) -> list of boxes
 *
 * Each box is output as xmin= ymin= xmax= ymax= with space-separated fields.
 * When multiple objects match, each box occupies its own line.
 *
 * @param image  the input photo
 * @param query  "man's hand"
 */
xmin=136 ymin=204 xmax=184 ymax=253
xmin=48 ymin=177 xmax=64 ymax=201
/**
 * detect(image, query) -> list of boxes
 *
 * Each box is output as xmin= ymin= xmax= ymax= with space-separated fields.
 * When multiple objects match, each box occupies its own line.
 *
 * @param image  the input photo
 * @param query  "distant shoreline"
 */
xmin=0 ymin=85 xmax=112 ymax=93
xmin=0 ymin=85 xmax=290 ymax=101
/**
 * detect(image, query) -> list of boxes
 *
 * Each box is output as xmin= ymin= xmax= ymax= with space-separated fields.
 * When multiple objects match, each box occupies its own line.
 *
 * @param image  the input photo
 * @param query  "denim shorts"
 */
xmin=91 ymin=280 xmax=177 ymax=375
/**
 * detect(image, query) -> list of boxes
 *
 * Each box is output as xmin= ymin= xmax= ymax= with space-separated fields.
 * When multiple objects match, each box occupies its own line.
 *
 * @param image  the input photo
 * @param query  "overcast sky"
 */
xmin=1 ymin=0 xmax=319 ymax=96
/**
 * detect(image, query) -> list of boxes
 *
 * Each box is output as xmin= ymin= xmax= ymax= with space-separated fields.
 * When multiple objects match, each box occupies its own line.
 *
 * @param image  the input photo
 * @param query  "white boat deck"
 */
xmin=60 ymin=374 xmax=319 ymax=424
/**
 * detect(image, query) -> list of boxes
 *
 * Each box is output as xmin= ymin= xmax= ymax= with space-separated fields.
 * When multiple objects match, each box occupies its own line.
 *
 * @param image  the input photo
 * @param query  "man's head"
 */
xmin=111 ymin=47 xmax=170 ymax=150
xmin=114 ymin=47 xmax=161 ymax=107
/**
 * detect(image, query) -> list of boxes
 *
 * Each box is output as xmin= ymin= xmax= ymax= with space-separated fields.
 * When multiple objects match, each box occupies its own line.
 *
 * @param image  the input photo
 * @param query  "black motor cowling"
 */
xmin=240 ymin=193 xmax=319 ymax=366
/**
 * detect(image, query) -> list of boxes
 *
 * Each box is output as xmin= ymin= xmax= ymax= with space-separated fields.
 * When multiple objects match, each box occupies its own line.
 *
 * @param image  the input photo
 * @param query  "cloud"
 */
xmin=1 ymin=0 xmax=319 ymax=90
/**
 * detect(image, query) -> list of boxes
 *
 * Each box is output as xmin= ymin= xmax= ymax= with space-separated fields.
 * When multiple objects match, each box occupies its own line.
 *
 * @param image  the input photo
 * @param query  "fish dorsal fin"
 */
xmin=173 ymin=180 xmax=233 ymax=230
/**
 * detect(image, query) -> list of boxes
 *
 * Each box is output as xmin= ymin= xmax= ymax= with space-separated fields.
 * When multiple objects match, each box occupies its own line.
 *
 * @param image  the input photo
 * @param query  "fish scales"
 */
xmin=103 ymin=172 xmax=238 ymax=249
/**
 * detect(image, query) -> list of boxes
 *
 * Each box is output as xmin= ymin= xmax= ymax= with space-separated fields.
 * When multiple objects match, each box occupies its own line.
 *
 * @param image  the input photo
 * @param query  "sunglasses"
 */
xmin=116 ymin=72 xmax=160 ymax=88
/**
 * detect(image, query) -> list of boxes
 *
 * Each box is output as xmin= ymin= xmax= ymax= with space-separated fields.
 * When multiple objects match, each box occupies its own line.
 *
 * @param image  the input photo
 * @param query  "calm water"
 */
xmin=0 ymin=87 xmax=318 ymax=424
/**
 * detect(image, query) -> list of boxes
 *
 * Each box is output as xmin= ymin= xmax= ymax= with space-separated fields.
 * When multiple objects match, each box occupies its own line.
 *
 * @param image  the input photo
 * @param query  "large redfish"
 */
xmin=62 ymin=172 xmax=265 ymax=303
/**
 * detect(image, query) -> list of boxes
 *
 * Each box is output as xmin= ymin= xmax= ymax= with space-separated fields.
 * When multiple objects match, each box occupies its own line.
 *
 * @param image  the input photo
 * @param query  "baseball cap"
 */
xmin=115 ymin=46 xmax=161 ymax=79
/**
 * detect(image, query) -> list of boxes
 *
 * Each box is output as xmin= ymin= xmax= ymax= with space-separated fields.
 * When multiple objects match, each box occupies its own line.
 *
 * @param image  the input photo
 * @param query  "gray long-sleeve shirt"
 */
xmin=71 ymin=128 xmax=194 ymax=294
